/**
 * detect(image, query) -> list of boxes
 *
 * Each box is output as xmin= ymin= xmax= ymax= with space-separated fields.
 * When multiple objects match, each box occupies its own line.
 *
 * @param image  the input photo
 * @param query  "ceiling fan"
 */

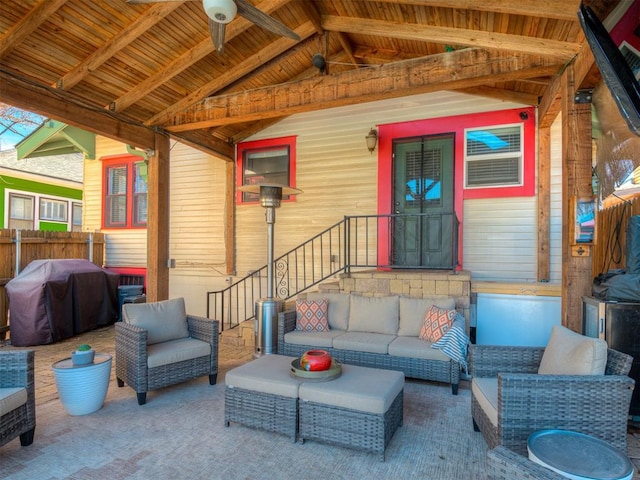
xmin=127 ymin=0 xmax=300 ymax=54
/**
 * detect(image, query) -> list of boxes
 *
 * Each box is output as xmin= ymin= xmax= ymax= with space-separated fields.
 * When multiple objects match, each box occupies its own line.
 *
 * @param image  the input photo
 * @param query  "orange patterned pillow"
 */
xmin=419 ymin=305 xmax=456 ymax=343
xmin=295 ymin=299 xmax=329 ymax=332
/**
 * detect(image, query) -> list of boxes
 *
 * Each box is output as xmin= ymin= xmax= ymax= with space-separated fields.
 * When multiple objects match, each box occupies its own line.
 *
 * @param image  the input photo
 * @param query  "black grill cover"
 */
xmin=6 ymin=259 xmax=119 ymax=346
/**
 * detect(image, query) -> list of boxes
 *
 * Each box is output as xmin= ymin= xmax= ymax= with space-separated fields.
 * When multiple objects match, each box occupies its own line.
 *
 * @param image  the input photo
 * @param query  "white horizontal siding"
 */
xmin=236 ymin=91 xmax=528 ymax=278
xmin=168 ymin=140 xmax=227 ymax=275
xmin=104 ymin=230 xmax=147 ymax=267
xmin=463 ymin=197 xmax=538 ymax=281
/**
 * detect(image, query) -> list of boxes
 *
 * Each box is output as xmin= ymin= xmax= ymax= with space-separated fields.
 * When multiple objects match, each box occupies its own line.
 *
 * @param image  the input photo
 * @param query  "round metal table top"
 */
xmin=527 ymin=430 xmax=634 ymax=480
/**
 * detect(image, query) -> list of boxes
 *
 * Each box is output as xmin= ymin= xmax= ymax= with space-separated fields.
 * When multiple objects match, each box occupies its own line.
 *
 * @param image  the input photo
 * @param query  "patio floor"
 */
xmin=2 ymin=325 xmax=640 ymax=478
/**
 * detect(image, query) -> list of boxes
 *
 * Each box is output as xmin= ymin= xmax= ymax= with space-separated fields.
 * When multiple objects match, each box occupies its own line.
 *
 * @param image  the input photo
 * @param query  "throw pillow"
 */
xmin=419 ymin=305 xmax=456 ymax=343
xmin=122 ymin=297 xmax=189 ymax=345
xmin=295 ymin=299 xmax=329 ymax=332
xmin=538 ymin=325 xmax=607 ymax=375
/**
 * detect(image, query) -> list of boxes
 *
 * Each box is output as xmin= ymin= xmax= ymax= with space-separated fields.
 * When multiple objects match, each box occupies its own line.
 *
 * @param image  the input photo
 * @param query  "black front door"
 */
xmin=392 ymin=134 xmax=454 ymax=268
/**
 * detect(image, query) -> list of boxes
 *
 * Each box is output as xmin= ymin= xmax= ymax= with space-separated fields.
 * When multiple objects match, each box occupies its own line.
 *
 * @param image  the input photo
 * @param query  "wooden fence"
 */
xmin=0 ymin=230 xmax=106 ymax=339
xmin=593 ymin=197 xmax=640 ymax=278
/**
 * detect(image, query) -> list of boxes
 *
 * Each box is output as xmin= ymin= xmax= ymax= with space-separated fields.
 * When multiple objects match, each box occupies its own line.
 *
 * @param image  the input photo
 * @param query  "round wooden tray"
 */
xmin=290 ymin=358 xmax=342 ymax=382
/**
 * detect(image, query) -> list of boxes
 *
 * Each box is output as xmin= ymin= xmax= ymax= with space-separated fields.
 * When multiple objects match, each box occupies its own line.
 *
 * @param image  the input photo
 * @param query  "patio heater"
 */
xmin=238 ymin=183 xmax=302 ymax=357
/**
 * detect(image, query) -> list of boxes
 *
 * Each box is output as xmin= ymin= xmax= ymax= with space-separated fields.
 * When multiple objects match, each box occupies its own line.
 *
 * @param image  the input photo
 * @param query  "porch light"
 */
xmin=366 ymin=128 xmax=378 ymax=154
xmin=237 ymin=183 xmax=302 ymax=357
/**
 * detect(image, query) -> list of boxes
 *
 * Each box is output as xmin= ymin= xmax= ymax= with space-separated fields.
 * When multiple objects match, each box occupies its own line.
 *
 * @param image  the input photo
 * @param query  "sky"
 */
xmin=0 ymin=105 xmax=44 ymax=151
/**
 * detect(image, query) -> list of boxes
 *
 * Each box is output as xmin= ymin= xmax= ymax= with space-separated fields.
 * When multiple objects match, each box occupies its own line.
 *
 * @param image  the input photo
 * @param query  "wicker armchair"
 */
xmin=0 ymin=350 xmax=35 ymax=447
xmin=470 ymin=343 xmax=634 ymax=455
xmin=487 ymin=446 xmax=566 ymax=480
xmin=115 ymin=298 xmax=219 ymax=405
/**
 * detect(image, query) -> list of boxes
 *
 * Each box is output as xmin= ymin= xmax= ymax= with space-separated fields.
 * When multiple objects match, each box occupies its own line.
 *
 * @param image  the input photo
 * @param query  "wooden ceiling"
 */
xmin=0 ymin=0 xmax=618 ymax=160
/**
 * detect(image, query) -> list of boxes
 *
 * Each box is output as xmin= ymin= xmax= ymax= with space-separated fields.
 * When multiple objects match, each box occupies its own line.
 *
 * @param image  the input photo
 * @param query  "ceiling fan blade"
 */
xmin=235 ymin=0 xmax=300 ymax=41
xmin=208 ymin=19 xmax=226 ymax=54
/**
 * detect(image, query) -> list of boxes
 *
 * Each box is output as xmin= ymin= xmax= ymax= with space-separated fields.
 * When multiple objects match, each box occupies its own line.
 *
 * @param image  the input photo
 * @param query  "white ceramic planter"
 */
xmin=52 ymin=354 xmax=112 ymax=416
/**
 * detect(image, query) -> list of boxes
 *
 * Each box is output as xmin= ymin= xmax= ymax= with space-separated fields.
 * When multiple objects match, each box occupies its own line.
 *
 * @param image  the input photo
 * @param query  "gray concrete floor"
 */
xmin=2 ymin=325 xmax=640 ymax=477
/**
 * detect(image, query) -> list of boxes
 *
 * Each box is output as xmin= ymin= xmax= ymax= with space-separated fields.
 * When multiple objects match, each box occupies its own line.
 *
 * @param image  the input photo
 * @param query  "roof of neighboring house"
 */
xmin=0 ymin=148 xmax=83 ymax=185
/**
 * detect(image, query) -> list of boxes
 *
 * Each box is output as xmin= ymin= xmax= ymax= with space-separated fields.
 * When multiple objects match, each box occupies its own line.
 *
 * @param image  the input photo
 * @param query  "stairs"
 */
xmin=220 ymin=320 xmax=254 ymax=347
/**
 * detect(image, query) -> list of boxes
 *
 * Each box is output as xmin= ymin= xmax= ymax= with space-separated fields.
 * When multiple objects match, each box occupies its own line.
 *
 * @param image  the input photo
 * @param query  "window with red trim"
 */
xmin=236 ymin=136 xmax=297 ymax=204
xmin=102 ymin=155 xmax=147 ymax=228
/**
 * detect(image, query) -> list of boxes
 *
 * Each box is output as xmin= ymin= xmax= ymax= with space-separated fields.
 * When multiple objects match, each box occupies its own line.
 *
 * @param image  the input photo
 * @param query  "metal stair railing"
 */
xmin=206 ymin=212 xmax=459 ymax=332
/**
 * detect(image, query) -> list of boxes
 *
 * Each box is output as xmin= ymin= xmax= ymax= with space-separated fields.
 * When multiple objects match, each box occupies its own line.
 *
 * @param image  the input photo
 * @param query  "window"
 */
xmin=103 ymin=155 xmax=147 ymax=228
xmin=464 ymin=125 xmax=523 ymax=188
xmin=236 ymin=136 xmax=296 ymax=204
xmin=72 ymin=202 xmax=82 ymax=232
xmin=40 ymin=197 xmax=68 ymax=222
xmin=9 ymin=193 xmax=34 ymax=230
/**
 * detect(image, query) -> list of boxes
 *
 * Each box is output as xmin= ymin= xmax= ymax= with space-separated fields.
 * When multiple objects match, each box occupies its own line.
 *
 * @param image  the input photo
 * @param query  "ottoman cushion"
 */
xmin=298 ymin=364 xmax=404 ymax=414
xmin=225 ymin=355 xmax=302 ymax=398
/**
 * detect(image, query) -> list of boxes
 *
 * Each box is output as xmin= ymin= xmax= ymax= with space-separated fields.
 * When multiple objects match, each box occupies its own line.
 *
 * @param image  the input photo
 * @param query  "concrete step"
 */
xmin=220 ymin=320 xmax=255 ymax=347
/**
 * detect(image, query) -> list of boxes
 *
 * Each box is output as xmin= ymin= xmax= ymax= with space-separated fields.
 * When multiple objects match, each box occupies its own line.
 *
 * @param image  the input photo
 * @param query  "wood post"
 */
xmin=561 ymin=64 xmax=594 ymax=332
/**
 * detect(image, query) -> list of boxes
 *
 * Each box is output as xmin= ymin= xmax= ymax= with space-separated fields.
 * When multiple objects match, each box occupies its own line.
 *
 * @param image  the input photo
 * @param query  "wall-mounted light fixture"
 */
xmin=365 ymin=128 xmax=378 ymax=154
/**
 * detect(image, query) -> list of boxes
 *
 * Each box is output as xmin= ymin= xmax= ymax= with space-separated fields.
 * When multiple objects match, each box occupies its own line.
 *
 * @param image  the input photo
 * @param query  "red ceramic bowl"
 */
xmin=300 ymin=349 xmax=332 ymax=371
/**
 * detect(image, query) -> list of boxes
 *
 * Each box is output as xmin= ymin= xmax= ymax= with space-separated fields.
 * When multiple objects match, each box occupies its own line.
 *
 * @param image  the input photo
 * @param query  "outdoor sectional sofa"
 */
xmin=277 ymin=292 xmax=466 ymax=394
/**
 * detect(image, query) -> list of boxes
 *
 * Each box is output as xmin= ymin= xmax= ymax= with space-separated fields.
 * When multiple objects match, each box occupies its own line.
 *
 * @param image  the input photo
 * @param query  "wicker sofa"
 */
xmin=0 ymin=350 xmax=36 ymax=448
xmin=277 ymin=292 xmax=464 ymax=394
xmin=470 ymin=325 xmax=635 ymax=455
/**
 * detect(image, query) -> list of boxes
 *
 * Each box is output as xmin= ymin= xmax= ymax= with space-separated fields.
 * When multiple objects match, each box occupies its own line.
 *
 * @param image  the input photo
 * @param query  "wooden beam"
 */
xmin=166 ymin=48 xmax=562 ymax=130
xmin=561 ymin=63 xmax=593 ymax=333
xmin=110 ymin=0 xmax=295 ymax=113
xmin=0 ymin=0 xmax=69 ymax=60
xmin=538 ymin=126 xmax=551 ymax=282
xmin=146 ymin=21 xmax=316 ymax=126
xmin=171 ymin=130 xmax=233 ymax=160
xmin=0 ymin=70 xmax=156 ymax=150
xmin=456 ymin=86 xmax=539 ymax=105
xmin=370 ymin=0 xmax=580 ymax=21
xmin=55 ymin=2 xmax=180 ymax=91
xmin=539 ymin=39 xmax=595 ymax=128
xmin=146 ymin=133 xmax=171 ymax=302
xmin=322 ymin=15 xmax=580 ymax=61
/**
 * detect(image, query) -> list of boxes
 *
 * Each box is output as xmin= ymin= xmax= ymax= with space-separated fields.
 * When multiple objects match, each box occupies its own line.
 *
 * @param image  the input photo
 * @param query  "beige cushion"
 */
xmin=388 ymin=336 xmax=451 ymax=361
xmin=398 ymin=296 xmax=456 ymax=337
xmin=538 ymin=325 xmax=608 ymax=375
xmin=471 ymin=378 xmax=498 ymax=427
xmin=299 ymin=364 xmax=404 ymax=414
xmin=147 ymin=337 xmax=211 ymax=369
xmin=225 ymin=355 xmax=302 ymax=398
xmin=348 ymin=295 xmax=399 ymax=334
xmin=306 ymin=292 xmax=350 ymax=330
xmin=332 ymin=332 xmax=395 ymax=354
xmin=0 ymin=387 xmax=27 ymax=416
xmin=123 ymin=297 xmax=190 ymax=345
xmin=283 ymin=329 xmax=345 ymax=348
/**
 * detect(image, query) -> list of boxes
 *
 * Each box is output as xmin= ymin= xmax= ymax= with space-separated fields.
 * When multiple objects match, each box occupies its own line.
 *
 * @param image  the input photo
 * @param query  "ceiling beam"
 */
xmin=0 ymin=70 xmax=156 ymax=149
xmin=165 ymin=48 xmax=563 ymax=130
xmin=370 ymin=0 xmax=580 ymax=22
xmin=55 ymin=2 xmax=181 ymax=91
xmin=321 ymin=15 xmax=580 ymax=61
xmin=0 ymin=0 xmax=69 ymax=60
xmin=146 ymin=21 xmax=316 ymax=126
xmin=456 ymin=86 xmax=540 ymax=105
xmin=110 ymin=0 xmax=295 ymax=113
xmin=539 ymin=39 xmax=595 ymax=128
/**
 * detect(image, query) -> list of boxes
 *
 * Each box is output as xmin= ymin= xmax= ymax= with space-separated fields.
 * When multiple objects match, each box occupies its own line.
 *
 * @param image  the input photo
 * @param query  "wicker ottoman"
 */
xmin=298 ymin=364 xmax=404 ymax=461
xmin=224 ymin=355 xmax=302 ymax=442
